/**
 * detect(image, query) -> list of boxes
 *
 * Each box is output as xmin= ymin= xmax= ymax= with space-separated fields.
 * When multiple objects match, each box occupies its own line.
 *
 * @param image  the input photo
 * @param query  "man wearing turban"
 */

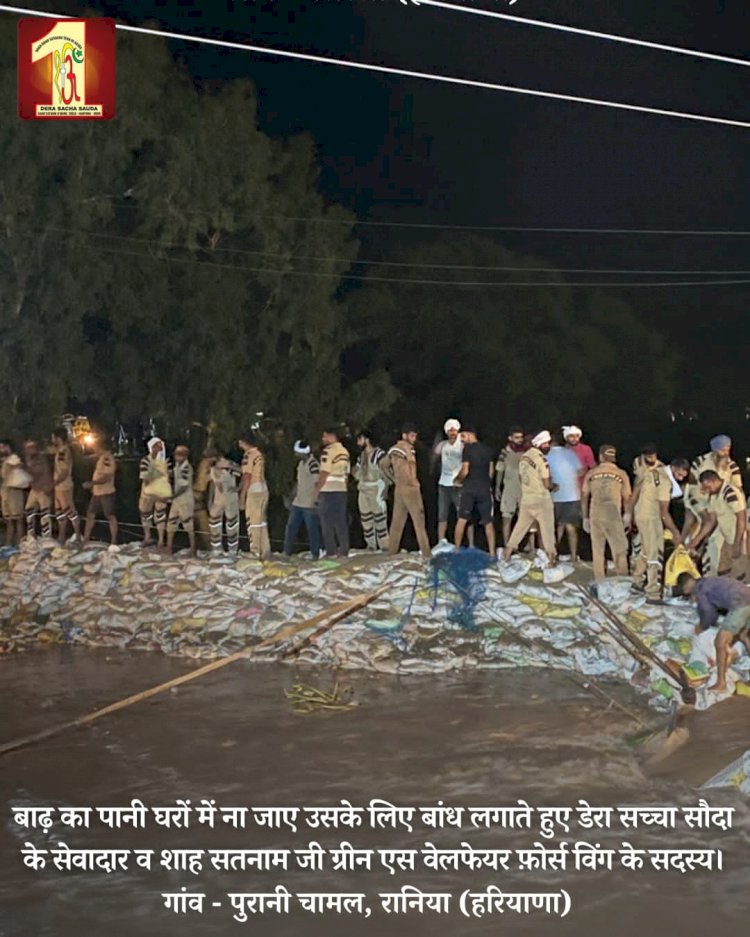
xmin=683 ymin=435 xmax=743 ymax=549
xmin=502 ymin=430 xmax=557 ymax=565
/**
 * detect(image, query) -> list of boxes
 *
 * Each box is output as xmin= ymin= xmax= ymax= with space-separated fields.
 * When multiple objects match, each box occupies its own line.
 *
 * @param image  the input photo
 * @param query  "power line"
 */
xmin=13 ymin=222 xmax=750 ymax=276
xmin=58 ymin=240 xmax=750 ymax=288
xmin=69 ymin=197 xmax=750 ymax=235
xmin=2 ymin=5 xmax=749 ymax=128
xmin=417 ymin=1 xmax=750 ymax=69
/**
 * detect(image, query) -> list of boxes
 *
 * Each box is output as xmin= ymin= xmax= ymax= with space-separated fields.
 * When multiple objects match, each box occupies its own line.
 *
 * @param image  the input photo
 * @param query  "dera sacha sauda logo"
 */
xmin=18 ymin=18 xmax=116 ymax=120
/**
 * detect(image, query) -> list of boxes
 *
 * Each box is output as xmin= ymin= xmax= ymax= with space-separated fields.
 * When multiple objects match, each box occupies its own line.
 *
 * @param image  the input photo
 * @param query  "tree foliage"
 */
xmin=1 ymin=19 xmax=677 ymax=470
xmin=347 ymin=235 xmax=678 ymax=443
xmin=0 ymin=22 xmax=395 ymax=449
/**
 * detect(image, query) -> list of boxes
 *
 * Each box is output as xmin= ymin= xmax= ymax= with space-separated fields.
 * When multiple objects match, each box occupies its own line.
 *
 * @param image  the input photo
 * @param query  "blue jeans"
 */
xmin=318 ymin=491 xmax=349 ymax=557
xmin=284 ymin=505 xmax=320 ymax=558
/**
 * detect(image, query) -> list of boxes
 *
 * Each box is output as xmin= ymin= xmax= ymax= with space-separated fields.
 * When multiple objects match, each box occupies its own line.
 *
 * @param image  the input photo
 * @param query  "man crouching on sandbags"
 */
xmin=674 ymin=572 xmax=750 ymax=693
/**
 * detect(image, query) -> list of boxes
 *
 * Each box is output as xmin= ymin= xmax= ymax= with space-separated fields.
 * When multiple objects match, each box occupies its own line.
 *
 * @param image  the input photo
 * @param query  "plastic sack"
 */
xmin=663 ymin=545 xmax=700 ymax=587
xmin=142 ymin=475 xmax=173 ymax=499
xmin=543 ymin=563 xmax=574 ymax=584
xmin=497 ymin=555 xmax=531 ymax=583
xmin=2 ymin=455 xmax=32 ymax=489
xmin=700 ymin=749 xmax=750 ymax=794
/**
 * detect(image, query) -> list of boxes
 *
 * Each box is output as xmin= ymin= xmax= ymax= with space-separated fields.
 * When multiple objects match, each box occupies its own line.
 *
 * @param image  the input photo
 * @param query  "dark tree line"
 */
xmin=1 ymin=18 xmax=679 ymax=488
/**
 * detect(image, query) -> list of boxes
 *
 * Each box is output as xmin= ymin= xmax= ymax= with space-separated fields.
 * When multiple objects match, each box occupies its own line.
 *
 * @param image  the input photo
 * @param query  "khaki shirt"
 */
xmin=687 ymin=451 xmax=743 ymax=518
xmin=54 ymin=445 xmax=74 ymax=491
xmin=26 ymin=452 xmax=53 ymax=494
xmin=632 ymin=455 xmax=663 ymax=482
xmin=495 ymin=446 xmax=523 ymax=500
xmin=634 ymin=465 xmax=670 ymax=519
xmin=171 ymin=460 xmax=194 ymax=510
xmin=388 ymin=440 xmax=420 ymax=491
xmin=92 ymin=453 xmax=116 ymax=496
xmin=193 ymin=457 xmax=213 ymax=498
xmin=320 ymin=442 xmax=350 ymax=493
xmin=241 ymin=447 xmax=267 ymax=494
xmin=709 ymin=482 xmax=746 ymax=544
xmin=519 ymin=448 xmax=551 ymax=503
xmin=582 ymin=463 xmax=632 ymax=510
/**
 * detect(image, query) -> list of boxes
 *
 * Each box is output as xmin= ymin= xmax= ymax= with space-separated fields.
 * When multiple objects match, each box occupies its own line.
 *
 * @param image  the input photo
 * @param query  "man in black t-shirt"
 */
xmin=454 ymin=425 xmax=495 ymax=555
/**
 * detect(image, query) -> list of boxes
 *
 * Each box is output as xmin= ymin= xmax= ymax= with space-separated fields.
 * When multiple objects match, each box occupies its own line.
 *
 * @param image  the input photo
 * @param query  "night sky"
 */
xmin=62 ymin=1 xmax=750 ymax=412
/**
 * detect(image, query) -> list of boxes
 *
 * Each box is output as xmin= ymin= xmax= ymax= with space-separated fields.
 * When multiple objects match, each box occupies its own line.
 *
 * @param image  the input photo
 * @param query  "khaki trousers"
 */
xmin=507 ymin=497 xmax=556 ymax=559
xmin=245 ymin=490 xmax=271 ymax=558
xmin=590 ymin=503 xmax=628 ymax=581
xmin=704 ymin=526 xmax=745 ymax=579
xmin=632 ymin=511 xmax=663 ymax=598
xmin=388 ymin=487 xmax=430 ymax=558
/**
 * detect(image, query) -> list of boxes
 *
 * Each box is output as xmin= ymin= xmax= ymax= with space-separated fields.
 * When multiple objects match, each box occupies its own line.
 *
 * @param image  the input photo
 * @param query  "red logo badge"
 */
xmin=18 ymin=18 xmax=116 ymax=120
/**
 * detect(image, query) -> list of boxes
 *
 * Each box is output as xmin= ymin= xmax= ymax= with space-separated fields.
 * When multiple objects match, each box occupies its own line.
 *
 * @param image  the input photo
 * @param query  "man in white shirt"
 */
xmin=433 ymin=418 xmax=473 ymax=546
xmin=547 ymin=433 xmax=584 ymax=562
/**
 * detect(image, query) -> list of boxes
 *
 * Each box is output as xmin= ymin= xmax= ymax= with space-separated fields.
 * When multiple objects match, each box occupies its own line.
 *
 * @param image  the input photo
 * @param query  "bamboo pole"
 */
xmin=0 ymin=586 xmax=388 ymax=758
xmin=578 ymin=585 xmax=696 ymax=705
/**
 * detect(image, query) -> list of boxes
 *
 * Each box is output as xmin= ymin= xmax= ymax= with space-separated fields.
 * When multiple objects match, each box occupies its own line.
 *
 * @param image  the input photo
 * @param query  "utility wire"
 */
xmin=2 ymin=4 xmax=749 ymax=128
xmin=55 ymin=239 xmax=750 ymax=288
xmin=416 ymin=1 xmax=750 ymax=69
xmin=62 ymin=196 xmax=750 ymax=235
xmin=12 ymin=222 xmax=750 ymax=276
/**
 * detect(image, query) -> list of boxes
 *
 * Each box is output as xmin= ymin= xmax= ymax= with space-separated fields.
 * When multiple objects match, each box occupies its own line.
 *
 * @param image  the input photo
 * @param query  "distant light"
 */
xmin=82 ymin=433 xmax=95 ymax=446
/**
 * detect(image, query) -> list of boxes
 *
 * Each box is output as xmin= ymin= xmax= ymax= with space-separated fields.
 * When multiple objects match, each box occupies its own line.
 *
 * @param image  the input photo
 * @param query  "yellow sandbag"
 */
xmin=663 ymin=545 xmax=700 ymax=587
xmin=735 ymin=682 xmax=750 ymax=698
xmin=262 ymin=563 xmax=294 ymax=578
xmin=626 ymin=610 xmax=650 ymax=631
xmin=517 ymin=595 xmax=580 ymax=619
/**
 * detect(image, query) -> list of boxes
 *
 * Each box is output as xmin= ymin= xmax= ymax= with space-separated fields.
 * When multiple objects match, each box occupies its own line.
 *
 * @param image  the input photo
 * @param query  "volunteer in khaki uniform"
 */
xmin=495 ymin=427 xmax=527 ymax=548
xmin=682 ymin=434 xmax=742 ymax=544
xmin=192 ymin=445 xmax=216 ymax=552
xmin=0 ymin=440 xmax=29 ymax=546
xmin=166 ymin=445 xmax=196 ymax=556
xmin=631 ymin=451 xmax=682 ymax=601
xmin=138 ymin=437 xmax=172 ymax=549
xmin=353 ymin=430 xmax=389 ymax=551
xmin=208 ymin=453 xmax=242 ymax=554
xmin=239 ymin=434 xmax=271 ymax=560
xmin=82 ymin=437 xmax=118 ymax=546
xmin=385 ymin=423 xmax=431 ymax=559
xmin=581 ymin=445 xmax=632 ymax=582
xmin=690 ymin=470 xmax=747 ymax=579
xmin=502 ymin=430 xmax=557 ymax=565
xmin=51 ymin=427 xmax=80 ymax=545
xmin=23 ymin=440 xmax=53 ymax=539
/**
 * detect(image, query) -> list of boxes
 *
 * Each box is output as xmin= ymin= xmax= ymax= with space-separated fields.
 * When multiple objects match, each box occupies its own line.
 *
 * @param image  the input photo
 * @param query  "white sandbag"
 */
xmin=543 ymin=563 xmax=575 ymax=584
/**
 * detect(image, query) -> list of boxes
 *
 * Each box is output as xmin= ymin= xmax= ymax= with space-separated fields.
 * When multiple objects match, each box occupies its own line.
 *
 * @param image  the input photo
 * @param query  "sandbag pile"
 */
xmin=1 ymin=539 xmax=748 ymax=714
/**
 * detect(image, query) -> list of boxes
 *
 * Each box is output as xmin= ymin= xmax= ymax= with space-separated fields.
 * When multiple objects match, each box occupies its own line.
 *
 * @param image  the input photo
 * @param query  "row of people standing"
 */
xmin=3 ymin=424 xmax=745 ymax=595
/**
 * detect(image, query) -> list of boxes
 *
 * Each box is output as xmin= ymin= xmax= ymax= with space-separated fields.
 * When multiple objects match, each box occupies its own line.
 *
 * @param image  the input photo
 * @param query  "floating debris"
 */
xmin=284 ymin=681 xmax=357 ymax=715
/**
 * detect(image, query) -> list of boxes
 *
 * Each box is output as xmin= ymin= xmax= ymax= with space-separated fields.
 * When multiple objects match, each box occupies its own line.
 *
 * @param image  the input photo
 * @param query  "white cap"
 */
xmin=532 ymin=430 xmax=551 ymax=447
xmin=293 ymin=440 xmax=311 ymax=455
xmin=147 ymin=437 xmax=166 ymax=460
xmin=444 ymin=418 xmax=461 ymax=433
xmin=562 ymin=425 xmax=582 ymax=439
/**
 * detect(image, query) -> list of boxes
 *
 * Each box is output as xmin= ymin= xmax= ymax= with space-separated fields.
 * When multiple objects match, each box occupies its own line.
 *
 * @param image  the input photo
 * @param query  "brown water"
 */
xmin=1 ymin=649 xmax=749 ymax=937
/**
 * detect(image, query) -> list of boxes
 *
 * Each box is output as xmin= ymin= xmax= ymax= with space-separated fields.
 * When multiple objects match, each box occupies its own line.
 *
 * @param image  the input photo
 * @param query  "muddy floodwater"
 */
xmin=1 ymin=649 xmax=749 ymax=937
